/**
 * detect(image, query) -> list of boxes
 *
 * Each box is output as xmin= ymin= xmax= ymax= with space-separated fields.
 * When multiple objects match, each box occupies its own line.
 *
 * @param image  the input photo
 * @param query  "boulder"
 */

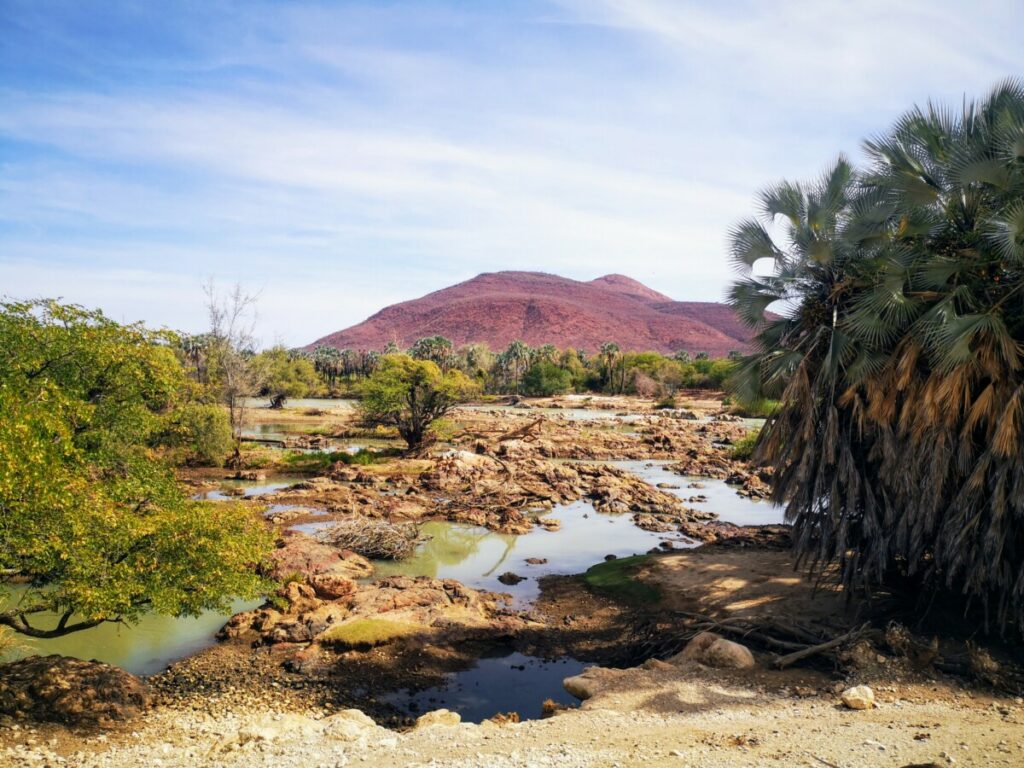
xmin=415 ymin=709 xmax=462 ymax=728
xmin=498 ymin=572 xmax=527 ymax=585
xmin=675 ymin=632 xmax=756 ymax=669
xmin=840 ymin=685 xmax=876 ymax=710
xmin=702 ymin=638 xmax=756 ymax=669
xmin=308 ymin=573 xmax=357 ymax=600
xmin=0 ymin=655 xmax=150 ymax=725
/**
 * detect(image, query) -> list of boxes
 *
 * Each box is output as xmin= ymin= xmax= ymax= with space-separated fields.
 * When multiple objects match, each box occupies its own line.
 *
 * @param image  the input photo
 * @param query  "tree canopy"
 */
xmin=359 ymin=354 xmax=478 ymax=450
xmin=0 ymin=300 xmax=272 ymax=638
xmin=728 ymin=80 xmax=1024 ymax=633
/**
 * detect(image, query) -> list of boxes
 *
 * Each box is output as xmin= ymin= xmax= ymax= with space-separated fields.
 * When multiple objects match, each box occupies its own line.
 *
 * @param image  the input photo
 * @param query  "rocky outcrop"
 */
xmin=268 ymin=532 xmax=374 ymax=581
xmin=0 ymin=655 xmax=150 ymax=725
xmin=220 ymin=575 xmax=537 ymax=655
xmin=419 ymin=452 xmax=712 ymax=531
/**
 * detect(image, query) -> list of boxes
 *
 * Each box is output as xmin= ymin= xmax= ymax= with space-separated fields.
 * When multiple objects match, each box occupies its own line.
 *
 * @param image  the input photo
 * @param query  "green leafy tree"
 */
xmin=360 ymin=355 xmax=478 ymax=450
xmin=251 ymin=346 xmax=321 ymax=407
xmin=521 ymin=361 xmax=572 ymax=396
xmin=728 ymin=80 xmax=1024 ymax=633
xmin=0 ymin=300 xmax=272 ymax=638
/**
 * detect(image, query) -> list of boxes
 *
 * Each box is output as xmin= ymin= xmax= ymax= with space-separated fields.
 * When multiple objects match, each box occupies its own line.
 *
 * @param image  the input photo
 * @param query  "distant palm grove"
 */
xmin=730 ymin=80 xmax=1024 ymax=633
xmin=178 ymin=333 xmax=741 ymax=404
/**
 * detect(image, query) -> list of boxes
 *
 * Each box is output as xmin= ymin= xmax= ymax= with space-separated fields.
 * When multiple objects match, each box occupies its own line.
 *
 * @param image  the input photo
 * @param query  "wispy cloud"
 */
xmin=1 ymin=1 xmax=1021 ymax=344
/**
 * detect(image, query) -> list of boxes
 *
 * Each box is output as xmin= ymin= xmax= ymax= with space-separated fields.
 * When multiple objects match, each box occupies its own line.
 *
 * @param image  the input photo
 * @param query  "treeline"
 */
xmin=178 ymin=334 xmax=744 ymax=403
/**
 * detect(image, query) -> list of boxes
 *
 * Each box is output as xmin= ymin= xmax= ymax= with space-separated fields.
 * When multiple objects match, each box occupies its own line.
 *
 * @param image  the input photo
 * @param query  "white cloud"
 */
xmin=2 ymin=0 xmax=1021 ymax=343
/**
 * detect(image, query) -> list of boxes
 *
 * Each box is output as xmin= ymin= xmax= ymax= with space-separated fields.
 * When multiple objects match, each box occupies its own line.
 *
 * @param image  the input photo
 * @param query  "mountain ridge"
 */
xmin=309 ymin=271 xmax=752 ymax=357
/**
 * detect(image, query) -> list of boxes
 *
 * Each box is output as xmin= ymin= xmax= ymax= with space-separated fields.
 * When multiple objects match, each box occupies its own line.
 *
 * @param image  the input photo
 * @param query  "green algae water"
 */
xmin=2 ymin=589 xmax=260 ymax=676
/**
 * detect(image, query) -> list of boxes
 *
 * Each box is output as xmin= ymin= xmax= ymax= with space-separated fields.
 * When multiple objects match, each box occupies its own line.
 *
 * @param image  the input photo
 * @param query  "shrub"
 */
xmin=731 ymin=430 xmax=760 ymax=461
xmin=165 ymin=402 xmax=234 ymax=465
xmin=521 ymin=361 xmax=572 ymax=396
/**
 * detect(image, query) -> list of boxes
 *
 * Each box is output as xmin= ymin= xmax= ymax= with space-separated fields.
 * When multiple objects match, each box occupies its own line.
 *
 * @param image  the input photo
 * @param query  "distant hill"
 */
xmin=309 ymin=271 xmax=752 ymax=357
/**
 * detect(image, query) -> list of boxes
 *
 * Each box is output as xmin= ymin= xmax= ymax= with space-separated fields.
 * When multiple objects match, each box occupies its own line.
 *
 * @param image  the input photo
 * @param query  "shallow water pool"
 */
xmin=371 ymin=501 xmax=691 ymax=604
xmin=383 ymin=651 xmax=587 ymax=722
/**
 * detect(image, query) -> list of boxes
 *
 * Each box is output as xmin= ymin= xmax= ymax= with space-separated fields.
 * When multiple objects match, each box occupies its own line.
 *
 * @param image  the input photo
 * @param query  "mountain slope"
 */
xmin=309 ymin=271 xmax=752 ymax=356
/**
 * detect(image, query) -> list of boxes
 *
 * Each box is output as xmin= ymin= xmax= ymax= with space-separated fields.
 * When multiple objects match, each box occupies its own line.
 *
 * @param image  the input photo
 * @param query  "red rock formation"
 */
xmin=310 ymin=271 xmax=752 ymax=356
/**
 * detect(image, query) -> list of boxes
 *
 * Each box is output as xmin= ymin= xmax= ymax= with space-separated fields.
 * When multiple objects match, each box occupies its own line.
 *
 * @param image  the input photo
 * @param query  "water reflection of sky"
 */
xmin=372 ymin=501 xmax=693 ymax=605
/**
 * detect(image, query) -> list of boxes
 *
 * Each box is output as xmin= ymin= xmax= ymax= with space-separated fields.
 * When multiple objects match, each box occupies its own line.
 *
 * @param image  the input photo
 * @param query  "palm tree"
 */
xmin=599 ymin=342 xmax=620 ymax=392
xmin=501 ymin=340 xmax=531 ymax=395
xmin=728 ymin=80 xmax=1024 ymax=633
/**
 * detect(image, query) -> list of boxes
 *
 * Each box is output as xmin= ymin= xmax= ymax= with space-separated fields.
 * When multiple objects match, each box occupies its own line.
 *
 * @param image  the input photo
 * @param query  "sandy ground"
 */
xmin=3 ymin=663 xmax=1021 ymax=767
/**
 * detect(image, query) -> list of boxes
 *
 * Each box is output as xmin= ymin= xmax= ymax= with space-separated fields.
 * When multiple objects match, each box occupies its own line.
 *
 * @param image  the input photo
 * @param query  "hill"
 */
xmin=309 ymin=271 xmax=751 ymax=357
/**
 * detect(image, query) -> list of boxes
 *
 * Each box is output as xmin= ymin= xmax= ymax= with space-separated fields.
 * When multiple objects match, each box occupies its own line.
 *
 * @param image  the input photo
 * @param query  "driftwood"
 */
xmin=454 ymin=418 xmax=545 ymax=445
xmin=773 ymin=623 xmax=870 ymax=669
xmin=315 ymin=517 xmax=423 ymax=560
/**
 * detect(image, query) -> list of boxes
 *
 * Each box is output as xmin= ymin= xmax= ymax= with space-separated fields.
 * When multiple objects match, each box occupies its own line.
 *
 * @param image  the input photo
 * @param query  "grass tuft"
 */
xmin=319 ymin=618 xmax=425 ymax=650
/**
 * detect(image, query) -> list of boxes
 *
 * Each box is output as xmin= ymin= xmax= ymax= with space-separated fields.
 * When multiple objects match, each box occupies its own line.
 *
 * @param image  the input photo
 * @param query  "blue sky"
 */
xmin=2 ymin=0 xmax=1022 ymax=346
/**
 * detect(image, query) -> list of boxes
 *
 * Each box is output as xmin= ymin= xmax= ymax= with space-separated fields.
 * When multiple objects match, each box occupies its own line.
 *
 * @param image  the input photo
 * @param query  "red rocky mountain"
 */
xmin=310 ymin=271 xmax=752 ymax=357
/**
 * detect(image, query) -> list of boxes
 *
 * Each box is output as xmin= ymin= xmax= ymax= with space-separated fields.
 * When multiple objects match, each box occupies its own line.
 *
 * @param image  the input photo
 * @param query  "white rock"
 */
xmin=414 ymin=709 xmax=462 ymax=728
xmin=841 ymin=685 xmax=876 ymax=710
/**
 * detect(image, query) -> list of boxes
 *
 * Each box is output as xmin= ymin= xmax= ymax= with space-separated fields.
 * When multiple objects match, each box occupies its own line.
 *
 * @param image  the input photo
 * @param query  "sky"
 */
xmin=2 ymin=0 xmax=1022 ymax=346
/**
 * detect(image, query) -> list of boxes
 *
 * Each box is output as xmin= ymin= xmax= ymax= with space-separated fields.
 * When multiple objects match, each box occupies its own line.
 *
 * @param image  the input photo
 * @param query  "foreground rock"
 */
xmin=679 ymin=632 xmax=757 ymax=669
xmin=841 ymin=685 xmax=876 ymax=710
xmin=0 ymin=655 xmax=149 ymax=725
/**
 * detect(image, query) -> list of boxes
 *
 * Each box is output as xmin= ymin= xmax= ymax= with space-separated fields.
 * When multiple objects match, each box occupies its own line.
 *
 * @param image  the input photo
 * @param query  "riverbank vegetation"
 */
xmin=179 ymin=334 xmax=741 ymax=406
xmin=729 ymin=79 xmax=1024 ymax=634
xmin=0 ymin=300 xmax=273 ymax=639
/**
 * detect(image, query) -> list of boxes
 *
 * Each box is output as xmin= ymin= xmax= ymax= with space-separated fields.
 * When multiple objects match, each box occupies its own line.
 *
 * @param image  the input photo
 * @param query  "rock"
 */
xmin=525 ymin=557 xmax=548 ymax=565
xmin=323 ymin=709 xmax=379 ymax=741
xmin=702 ymin=638 xmax=756 ymax=669
xmin=415 ymin=709 xmax=462 ymax=728
xmin=498 ymin=572 xmax=527 ymax=585
xmin=674 ymin=632 xmax=756 ymax=669
xmin=841 ymin=685 xmax=876 ymax=710
xmin=562 ymin=667 xmax=625 ymax=701
xmin=308 ymin=573 xmax=357 ymax=600
xmin=0 ymin=655 xmax=150 ymax=725
xmin=237 ymin=713 xmax=321 ymax=744
xmin=270 ymin=532 xmax=374 ymax=581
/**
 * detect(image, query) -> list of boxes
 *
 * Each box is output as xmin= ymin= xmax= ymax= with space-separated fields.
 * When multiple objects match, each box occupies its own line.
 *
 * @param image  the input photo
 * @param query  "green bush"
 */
xmin=731 ymin=430 xmax=760 ymax=460
xmin=166 ymin=402 xmax=234 ymax=466
xmin=654 ymin=394 xmax=677 ymax=410
xmin=521 ymin=361 xmax=572 ymax=396
xmin=728 ymin=399 xmax=779 ymax=418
